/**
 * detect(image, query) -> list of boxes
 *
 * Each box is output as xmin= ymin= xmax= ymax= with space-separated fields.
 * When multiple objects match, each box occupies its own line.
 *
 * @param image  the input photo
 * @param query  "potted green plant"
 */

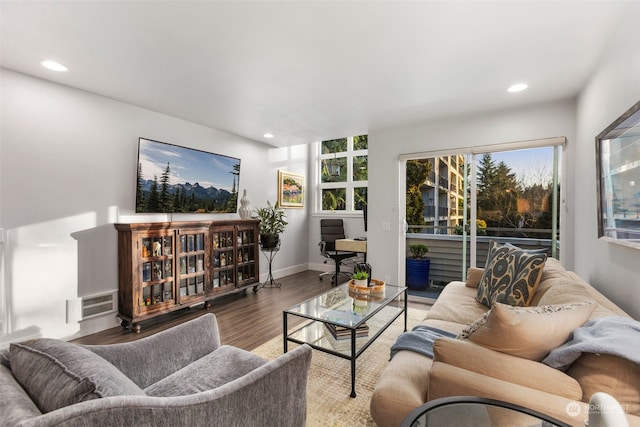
xmin=254 ymin=201 xmax=288 ymax=249
xmin=352 ymin=270 xmax=369 ymax=288
xmin=406 ymin=243 xmax=430 ymax=290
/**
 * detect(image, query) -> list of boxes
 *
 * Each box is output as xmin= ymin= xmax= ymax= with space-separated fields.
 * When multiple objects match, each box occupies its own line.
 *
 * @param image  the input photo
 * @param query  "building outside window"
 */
xmin=319 ymin=135 xmax=368 ymax=212
xmin=419 ymin=155 xmax=466 ymax=234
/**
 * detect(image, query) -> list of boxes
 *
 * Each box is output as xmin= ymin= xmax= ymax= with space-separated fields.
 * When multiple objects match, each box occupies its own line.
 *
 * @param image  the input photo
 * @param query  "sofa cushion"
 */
xmin=476 ymin=241 xmax=547 ymax=307
xmin=428 ymin=362 xmax=587 ymax=426
xmin=458 ymin=302 xmax=596 ymax=361
xmin=144 ymin=345 xmax=267 ymax=396
xmin=528 ymin=257 xmax=567 ymax=305
xmin=370 ymin=348 xmax=434 ymax=427
xmin=536 ymin=271 xmax=630 ymax=319
xmin=0 ymin=348 xmax=9 ymax=368
xmin=10 ymin=339 xmax=145 ymax=413
xmin=422 ymin=318 xmax=471 ymax=336
xmin=426 ymin=281 xmax=489 ymax=326
xmin=465 ymin=267 xmax=484 ymax=288
xmin=0 ymin=364 xmax=43 ymax=426
xmin=432 ymin=338 xmax=583 ymax=400
xmin=566 ymin=353 xmax=640 ymax=416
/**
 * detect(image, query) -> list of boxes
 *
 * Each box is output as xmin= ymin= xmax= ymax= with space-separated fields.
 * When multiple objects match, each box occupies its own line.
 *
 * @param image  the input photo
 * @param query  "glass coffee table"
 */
xmin=283 ymin=282 xmax=407 ymax=398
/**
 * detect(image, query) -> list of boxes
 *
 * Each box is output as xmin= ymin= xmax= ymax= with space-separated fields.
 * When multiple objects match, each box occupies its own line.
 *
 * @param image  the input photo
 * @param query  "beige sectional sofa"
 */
xmin=370 ymin=257 xmax=640 ymax=427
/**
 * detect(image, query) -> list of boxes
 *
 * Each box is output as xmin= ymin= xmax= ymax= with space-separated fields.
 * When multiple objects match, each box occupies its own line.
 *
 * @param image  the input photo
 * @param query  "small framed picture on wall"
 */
xmin=278 ymin=170 xmax=304 ymax=208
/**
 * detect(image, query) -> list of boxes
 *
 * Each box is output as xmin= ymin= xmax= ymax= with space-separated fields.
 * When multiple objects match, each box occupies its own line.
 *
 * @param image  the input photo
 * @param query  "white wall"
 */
xmin=573 ymin=5 xmax=640 ymax=319
xmin=257 ymin=144 xmax=310 ymax=280
xmin=0 ymin=69 xmax=309 ymax=344
xmin=367 ymin=99 xmax=578 ymax=288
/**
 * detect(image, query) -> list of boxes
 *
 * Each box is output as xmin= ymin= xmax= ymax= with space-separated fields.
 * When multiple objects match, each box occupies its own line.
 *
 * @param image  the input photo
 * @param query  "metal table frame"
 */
xmin=401 ymin=396 xmax=571 ymax=427
xmin=283 ymin=283 xmax=407 ymax=398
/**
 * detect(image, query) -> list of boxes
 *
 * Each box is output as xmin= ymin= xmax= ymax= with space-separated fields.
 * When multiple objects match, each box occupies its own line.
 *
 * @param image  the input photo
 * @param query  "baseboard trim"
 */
xmin=259 ymin=263 xmax=308 ymax=282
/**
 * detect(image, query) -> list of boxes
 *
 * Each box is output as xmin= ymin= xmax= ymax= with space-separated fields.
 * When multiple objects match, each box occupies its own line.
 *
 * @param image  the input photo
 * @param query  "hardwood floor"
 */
xmin=72 ymin=270 xmax=429 ymax=351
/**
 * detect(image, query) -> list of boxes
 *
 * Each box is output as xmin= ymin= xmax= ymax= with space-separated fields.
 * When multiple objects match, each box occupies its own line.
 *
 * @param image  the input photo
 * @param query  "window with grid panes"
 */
xmin=319 ymin=135 xmax=368 ymax=212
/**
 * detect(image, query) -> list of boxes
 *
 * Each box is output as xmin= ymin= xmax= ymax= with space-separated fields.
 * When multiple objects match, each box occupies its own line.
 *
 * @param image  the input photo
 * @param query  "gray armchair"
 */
xmin=0 ymin=313 xmax=312 ymax=427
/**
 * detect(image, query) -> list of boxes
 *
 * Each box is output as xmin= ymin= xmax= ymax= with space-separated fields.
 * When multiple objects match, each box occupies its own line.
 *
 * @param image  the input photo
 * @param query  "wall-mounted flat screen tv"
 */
xmin=136 ymin=137 xmax=241 ymax=214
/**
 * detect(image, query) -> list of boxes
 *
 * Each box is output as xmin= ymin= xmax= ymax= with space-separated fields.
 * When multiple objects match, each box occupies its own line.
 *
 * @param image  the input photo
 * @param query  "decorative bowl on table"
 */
xmin=348 ymin=279 xmax=385 ymax=297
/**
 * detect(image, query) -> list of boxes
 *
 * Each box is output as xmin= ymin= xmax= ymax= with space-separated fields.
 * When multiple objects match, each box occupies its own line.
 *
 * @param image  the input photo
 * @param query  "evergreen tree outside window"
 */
xmin=319 ymin=135 xmax=368 ymax=211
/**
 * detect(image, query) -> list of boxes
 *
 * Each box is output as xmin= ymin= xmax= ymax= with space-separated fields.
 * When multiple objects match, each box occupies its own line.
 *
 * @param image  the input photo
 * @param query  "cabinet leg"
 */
xmin=120 ymin=320 xmax=130 ymax=329
xmin=204 ymin=301 xmax=211 ymax=309
xmin=252 ymin=285 xmax=259 ymax=294
xmin=132 ymin=323 xmax=141 ymax=333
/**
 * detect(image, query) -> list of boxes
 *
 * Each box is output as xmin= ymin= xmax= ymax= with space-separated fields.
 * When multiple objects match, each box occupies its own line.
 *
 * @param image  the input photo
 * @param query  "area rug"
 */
xmin=251 ymin=307 xmax=429 ymax=427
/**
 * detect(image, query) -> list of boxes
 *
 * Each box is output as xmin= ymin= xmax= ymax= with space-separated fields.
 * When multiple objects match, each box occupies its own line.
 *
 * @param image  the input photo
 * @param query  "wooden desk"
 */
xmin=335 ymin=238 xmax=367 ymax=253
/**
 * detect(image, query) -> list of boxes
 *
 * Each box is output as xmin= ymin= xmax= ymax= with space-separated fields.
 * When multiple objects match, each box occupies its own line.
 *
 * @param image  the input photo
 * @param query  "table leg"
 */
xmin=283 ymin=311 xmax=288 ymax=353
xmin=350 ymin=328 xmax=357 ymax=398
xmin=404 ymin=287 xmax=408 ymax=332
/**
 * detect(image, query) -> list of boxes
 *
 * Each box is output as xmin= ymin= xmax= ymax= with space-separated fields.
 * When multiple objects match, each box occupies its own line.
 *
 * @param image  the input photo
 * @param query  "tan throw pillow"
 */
xmin=465 ymin=268 xmax=484 ymax=288
xmin=457 ymin=302 xmax=596 ymax=361
xmin=476 ymin=241 xmax=547 ymax=307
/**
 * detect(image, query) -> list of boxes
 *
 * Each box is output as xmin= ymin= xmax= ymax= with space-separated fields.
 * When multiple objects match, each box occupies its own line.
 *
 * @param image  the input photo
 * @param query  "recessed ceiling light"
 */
xmin=507 ymin=83 xmax=528 ymax=93
xmin=41 ymin=60 xmax=68 ymax=72
xmin=263 ymin=133 xmax=275 ymax=139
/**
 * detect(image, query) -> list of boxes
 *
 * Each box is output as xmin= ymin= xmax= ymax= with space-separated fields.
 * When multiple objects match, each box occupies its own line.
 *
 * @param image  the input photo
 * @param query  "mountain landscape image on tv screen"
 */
xmin=136 ymin=138 xmax=241 ymax=214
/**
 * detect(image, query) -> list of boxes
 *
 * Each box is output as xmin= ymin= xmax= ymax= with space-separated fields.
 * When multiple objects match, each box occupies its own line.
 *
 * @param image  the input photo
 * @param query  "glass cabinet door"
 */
xmin=177 ymin=230 xmax=208 ymax=304
xmin=140 ymin=234 xmax=174 ymax=310
xmin=211 ymin=227 xmax=236 ymax=291
xmin=236 ymin=226 xmax=258 ymax=284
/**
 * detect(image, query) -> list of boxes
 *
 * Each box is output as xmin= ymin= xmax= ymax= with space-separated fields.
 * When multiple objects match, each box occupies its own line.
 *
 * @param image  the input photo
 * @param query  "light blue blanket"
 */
xmin=542 ymin=316 xmax=640 ymax=371
xmin=390 ymin=325 xmax=457 ymax=360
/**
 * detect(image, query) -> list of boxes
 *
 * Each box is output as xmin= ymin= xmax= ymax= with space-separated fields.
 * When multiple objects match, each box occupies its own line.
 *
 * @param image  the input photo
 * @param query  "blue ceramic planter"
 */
xmin=406 ymin=258 xmax=430 ymax=290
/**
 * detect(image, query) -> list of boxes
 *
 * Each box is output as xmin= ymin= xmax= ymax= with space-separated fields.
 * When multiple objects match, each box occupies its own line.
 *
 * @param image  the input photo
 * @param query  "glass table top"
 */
xmin=284 ymin=282 xmax=406 ymax=329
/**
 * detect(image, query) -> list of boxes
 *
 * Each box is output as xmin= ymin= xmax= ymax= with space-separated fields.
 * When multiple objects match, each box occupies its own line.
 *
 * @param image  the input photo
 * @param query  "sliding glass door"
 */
xmin=401 ymin=138 xmax=564 ymax=300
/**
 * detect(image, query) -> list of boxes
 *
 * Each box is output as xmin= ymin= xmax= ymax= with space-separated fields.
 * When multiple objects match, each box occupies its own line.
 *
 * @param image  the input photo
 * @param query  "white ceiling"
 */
xmin=1 ymin=1 xmax=636 ymax=147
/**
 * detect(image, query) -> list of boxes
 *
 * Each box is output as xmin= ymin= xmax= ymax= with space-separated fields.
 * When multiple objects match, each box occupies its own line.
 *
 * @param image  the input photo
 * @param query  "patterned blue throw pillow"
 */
xmin=476 ymin=241 xmax=547 ymax=307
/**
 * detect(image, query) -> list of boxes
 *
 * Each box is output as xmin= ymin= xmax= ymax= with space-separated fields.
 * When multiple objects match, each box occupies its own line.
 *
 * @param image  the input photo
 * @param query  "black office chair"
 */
xmin=319 ymin=219 xmax=358 ymax=285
